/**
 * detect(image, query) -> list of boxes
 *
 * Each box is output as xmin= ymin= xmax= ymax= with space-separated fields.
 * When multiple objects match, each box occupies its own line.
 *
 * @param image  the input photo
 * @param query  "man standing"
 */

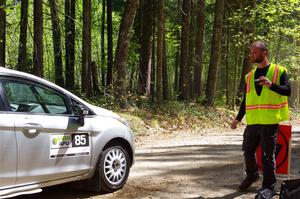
xmin=231 ymin=41 xmax=291 ymax=197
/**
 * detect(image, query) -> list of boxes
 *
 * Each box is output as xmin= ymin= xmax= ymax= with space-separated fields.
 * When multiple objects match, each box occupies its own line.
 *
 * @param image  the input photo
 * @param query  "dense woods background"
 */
xmin=0 ymin=0 xmax=299 ymax=109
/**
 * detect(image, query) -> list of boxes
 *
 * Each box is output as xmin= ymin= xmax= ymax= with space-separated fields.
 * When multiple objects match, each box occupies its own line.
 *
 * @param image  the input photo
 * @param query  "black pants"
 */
xmin=242 ymin=124 xmax=279 ymax=190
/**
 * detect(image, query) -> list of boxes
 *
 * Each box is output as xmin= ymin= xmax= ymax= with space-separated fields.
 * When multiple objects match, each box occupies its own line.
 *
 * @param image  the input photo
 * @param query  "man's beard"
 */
xmin=253 ymin=56 xmax=264 ymax=63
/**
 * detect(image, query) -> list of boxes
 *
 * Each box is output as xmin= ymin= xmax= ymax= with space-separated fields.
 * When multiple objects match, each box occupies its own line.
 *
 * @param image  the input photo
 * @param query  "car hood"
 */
xmin=89 ymin=105 xmax=120 ymax=119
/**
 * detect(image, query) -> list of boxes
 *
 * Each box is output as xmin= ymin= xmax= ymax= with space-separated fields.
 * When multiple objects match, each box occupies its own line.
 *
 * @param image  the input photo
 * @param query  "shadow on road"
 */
xmin=11 ymin=132 xmax=300 ymax=199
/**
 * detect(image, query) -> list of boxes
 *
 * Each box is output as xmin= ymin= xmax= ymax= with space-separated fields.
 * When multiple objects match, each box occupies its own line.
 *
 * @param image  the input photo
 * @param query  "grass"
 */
xmin=86 ymin=97 xmax=300 ymax=136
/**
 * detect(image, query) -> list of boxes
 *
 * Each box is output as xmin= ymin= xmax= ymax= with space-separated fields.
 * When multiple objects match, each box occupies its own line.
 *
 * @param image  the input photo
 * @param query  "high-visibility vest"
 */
xmin=245 ymin=64 xmax=289 ymax=125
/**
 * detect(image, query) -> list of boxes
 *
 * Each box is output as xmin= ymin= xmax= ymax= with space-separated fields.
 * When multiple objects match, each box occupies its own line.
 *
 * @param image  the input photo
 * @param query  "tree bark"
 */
xmin=33 ymin=0 xmax=43 ymax=77
xmin=106 ymin=0 xmax=113 ymax=86
xmin=0 ymin=0 xmax=5 ymax=68
xmin=188 ymin=2 xmax=195 ymax=98
xmin=17 ymin=0 xmax=28 ymax=72
xmin=178 ymin=0 xmax=191 ymax=100
xmin=65 ymin=0 xmax=75 ymax=90
xmin=174 ymin=44 xmax=180 ymax=93
xmin=101 ymin=0 xmax=106 ymax=87
xmin=193 ymin=0 xmax=205 ymax=98
xmin=162 ymin=30 xmax=169 ymax=100
xmin=237 ymin=0 xmax=256 ymax=100
xmin=82 ymin=0 xmax=92 ymax=95
xmin=156 ymin=0 xmax=164 ymax=103
xmin=49 ymin=0 xmax=64 ymax=87
xmin=204 ymin=0 xmax=224 ymax=106
xmin=114 ymin=0 xmax=139 ymax=108
xmin=91 ymin=61 xmax=100 ymax=94
xmin=150 ymin=0 xmax=156 ymax=100
xmin=138 ymin=0 xmax=153 ymax=95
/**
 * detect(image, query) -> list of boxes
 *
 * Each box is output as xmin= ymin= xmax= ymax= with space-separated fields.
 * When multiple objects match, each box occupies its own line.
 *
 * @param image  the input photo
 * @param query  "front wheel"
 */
xmin=100 ymin=145 xmax=130 ymax=192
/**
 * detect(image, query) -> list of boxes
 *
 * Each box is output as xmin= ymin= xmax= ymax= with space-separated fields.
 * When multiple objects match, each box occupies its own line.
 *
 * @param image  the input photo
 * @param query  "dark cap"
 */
xmin=251 ymin=41 xmax=268 ymax=52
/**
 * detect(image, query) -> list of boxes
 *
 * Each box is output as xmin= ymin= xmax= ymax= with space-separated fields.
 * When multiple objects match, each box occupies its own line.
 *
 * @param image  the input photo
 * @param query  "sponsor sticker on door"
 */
xmin=49 ymin=133 xmax=90 ymax=159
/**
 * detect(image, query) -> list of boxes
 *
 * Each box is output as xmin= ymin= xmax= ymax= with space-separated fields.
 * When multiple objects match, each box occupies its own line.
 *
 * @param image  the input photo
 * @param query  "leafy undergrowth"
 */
xmin=116 ymin=101 xmax=238 ymax=136
xmin=87 ymin=98 xmax=300 ymax=137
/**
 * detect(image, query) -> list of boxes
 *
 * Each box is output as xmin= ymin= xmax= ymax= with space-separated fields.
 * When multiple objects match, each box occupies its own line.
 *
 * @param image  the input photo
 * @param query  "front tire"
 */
xmin=100 ymin=145 xmax=130 ymax=192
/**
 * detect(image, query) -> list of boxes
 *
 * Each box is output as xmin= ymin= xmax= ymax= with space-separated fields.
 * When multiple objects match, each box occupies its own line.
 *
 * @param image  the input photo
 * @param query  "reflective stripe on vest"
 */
xmin=246 ymin=102 xmax=288 ymax=110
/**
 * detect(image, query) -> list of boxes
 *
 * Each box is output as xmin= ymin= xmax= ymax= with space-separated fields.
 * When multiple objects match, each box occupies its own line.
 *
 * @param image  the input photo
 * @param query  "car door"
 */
xmin=1 ymin=78 xmax=92 ymax=185
xmin=0 ymin=93 xmax=17 ymax=189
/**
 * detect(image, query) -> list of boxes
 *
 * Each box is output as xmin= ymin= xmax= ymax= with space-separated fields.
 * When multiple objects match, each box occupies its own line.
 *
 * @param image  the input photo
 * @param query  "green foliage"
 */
xmin=2 ymin=0 xmax=299 ymax=109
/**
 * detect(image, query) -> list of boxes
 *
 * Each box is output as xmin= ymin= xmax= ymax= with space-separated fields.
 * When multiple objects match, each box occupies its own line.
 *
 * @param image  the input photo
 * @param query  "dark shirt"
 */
xmin=236 ymin=64 xmax=291 ymax=122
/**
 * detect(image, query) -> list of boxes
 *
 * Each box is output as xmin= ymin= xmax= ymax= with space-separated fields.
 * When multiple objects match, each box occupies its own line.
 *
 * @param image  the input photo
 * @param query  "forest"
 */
xmin=0 ymin=0 xmax=299 ymax=109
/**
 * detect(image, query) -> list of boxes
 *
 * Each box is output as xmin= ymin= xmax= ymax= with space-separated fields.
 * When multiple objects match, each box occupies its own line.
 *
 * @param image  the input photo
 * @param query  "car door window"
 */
xmin=3 ymin=81 xmax=43 ymax=113
xmin=2 ymin=81 xmax=69 ymax=114
xmin=34 ymin=86 xmax=67 ymax=114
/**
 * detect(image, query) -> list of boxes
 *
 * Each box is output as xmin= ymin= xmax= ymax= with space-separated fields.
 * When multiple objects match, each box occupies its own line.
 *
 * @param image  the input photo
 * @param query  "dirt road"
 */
xmin=18 ymin=127 xmax=300 ymax=199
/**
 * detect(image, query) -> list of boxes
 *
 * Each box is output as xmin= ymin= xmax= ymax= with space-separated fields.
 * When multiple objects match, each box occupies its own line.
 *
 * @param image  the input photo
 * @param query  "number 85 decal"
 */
xmin=72 ymin=133 xmax=90 ymax=147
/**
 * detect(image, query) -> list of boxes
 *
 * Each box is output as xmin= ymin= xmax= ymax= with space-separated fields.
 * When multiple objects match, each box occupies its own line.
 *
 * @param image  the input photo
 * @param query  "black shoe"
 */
xmin=238 ymin=175 xmax=259 ymax=190
xmin=254 ymin=188 xmax=275 ymax=199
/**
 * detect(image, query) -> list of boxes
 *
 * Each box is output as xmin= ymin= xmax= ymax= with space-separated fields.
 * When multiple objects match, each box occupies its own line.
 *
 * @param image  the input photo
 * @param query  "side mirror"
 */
xmin=74 ymin=105 xmax=88 ymax=126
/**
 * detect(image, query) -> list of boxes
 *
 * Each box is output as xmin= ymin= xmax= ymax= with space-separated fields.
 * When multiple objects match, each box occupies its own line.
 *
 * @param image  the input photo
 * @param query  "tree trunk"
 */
xmin=82 ymin=0 xmax=92 ymax=95
xmin=114 ymin=0 xmax=139 ymax=108
xmin=231 ymin=43 xmax=240 ymax=110
xmin=138 ymin=0 xmax=153 ymax=95
xmin=91 ymin=61 xmax=100 ymax=94
xmin=174 ymin=44 xmax=180 ymax=94
xmin=237 ymin=0 xmax=256 ymax=100
xmin=150 ymin=0 xmax=156 ymax=100
xmin=178 ymin=0 xmax=191 ymax=100
xmin=0 ymin=0 xmax=5 ymax=68
xmin=101 ymin=0 xmax=106 ymax=87
xmin=17 ymin=0 xmax=28 ymax=72
xmin=275 ymin=30 xmax=282 ymax=63
xmin=106 ymin=0 xmax=113 ymax=86
xmin=225 ymin=11 xmax=229 ymax=106
xmin=193 ymin=0 xmax=205 ymax=98
xmin=132 ymin=5 xmax=141 ymax=94
xmin=33 ymin=0 xmax=43 ymax=77
xmin=65 ymin=0 xmax=75 ymax=90
xmin=156 ymin=0 xmax=164 ymax=103
xmin=204 ymin=0 xmax=224 ymax=106
xmin=174 ymin=0 xmax=181 ymax=95
xmin=162 ymin=30 xmax=169 ymax=100
xmin=188 ymin=2 xmax=195 ymax=98
xmin=49 ymin=0 xmax=64 ymax=87
xmin=288 ymin=80 xmax=299 ymax=108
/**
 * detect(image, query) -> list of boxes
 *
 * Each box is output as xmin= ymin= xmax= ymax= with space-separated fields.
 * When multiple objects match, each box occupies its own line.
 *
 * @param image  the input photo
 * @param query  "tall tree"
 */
xmin=106 ymin=0 xmax=113 ymax=86
xmin=150 ymin=0 xmax=156 ymax=99
xmin=174 ymin=0 xmax=182 ymax=94
xmin=193 ymin=0 xmax=205 ymax=98
xmin=101 ymin=0 xmax=106 ymax=87
xmin=204 ymin=0 xmax=224 ymax=106
xmin=138 ymin=0 xmax=153 ymax=95
xmin=178 ymin=0 xmax=191 ymax=100
xmin=156 ymin=0 xmax=164 ymax=102
xmin=91 ymin=61 xmax=100 ymax=94
xmin=237 ymin=0 xmax=256 ymax=99
xmin=65 ymin=0 xmax=75 ymax=90
xmin=114 ymin=0 xmax=139 ymax=108
xmin=162 ymin=30 xmax=169 ymax=100
xmin=0 ymin=0 xmax=5 ymax=67
xmin=82 ymin=0 xmax=92 ymax=95
xmin=188 ymin=2 xmax=195 ymax=97
xmin=49 ymin=0 xmax=64 ymax=87
xmin=17 ymin=0 xmax=28 ymax=72
xmin=33 ymin=0 xmax=43 ymax=77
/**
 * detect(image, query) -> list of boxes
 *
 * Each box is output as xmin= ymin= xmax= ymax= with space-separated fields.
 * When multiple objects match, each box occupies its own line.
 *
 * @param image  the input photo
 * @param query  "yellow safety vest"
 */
xmin=245 ymin=64 xmax=289 ymax=125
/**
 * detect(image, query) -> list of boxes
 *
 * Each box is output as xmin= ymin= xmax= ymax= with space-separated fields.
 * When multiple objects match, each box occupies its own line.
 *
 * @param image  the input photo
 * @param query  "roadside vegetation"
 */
xmin=88 ymin=96 xmax=300 ymax=136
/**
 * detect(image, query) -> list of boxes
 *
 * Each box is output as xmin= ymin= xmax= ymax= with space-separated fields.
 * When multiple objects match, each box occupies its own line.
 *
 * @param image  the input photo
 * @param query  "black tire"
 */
xmin=100 ymin=145 xmax=130 ymax=193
